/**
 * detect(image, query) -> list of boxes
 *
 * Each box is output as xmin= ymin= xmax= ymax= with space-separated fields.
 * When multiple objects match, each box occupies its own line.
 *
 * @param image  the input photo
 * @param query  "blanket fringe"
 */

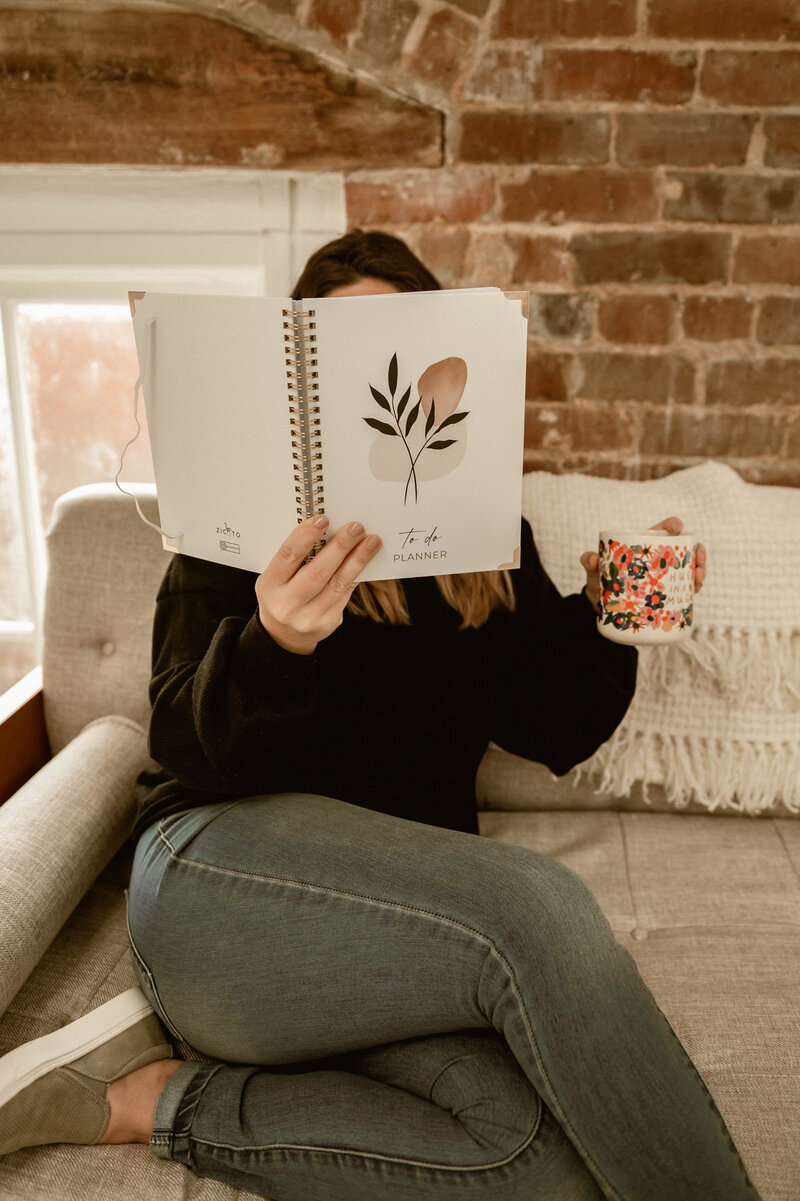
xmin=644 ymin=626 xmax=800 ymax=711
xmin=578 ymin=727 xmax=800 ymax=816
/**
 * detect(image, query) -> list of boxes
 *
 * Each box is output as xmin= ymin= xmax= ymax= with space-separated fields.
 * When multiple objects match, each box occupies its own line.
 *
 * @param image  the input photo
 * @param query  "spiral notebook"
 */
xmin=129 ymin=287 xmax=528 ymax=582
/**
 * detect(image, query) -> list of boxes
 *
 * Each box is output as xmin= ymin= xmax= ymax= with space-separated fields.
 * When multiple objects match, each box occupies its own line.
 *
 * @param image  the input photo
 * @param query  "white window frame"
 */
xmin=0 ymin=165 xmax=346 ymax=666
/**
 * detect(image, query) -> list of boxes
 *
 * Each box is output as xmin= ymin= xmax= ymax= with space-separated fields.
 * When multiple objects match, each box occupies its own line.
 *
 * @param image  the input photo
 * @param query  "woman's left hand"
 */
xmin=579 ymin=516 xmax=707 ymax=611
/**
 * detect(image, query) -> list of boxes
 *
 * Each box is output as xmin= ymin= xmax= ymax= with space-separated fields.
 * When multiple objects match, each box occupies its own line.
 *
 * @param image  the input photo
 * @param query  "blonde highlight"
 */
xmin=348 ymin=571 xmax=516 ymax=629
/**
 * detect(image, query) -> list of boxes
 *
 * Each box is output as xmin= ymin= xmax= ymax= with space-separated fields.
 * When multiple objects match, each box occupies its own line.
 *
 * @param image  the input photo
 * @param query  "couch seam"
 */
xmin=617 ymin=812 xmax=642 ymax=934
xmin=83 ymin=939 xmax=138 ymax=1015
xmin=772 ymin=819 xmax=800 ymax=890
xmin=83 ymin=715 xmax=147 ymax=738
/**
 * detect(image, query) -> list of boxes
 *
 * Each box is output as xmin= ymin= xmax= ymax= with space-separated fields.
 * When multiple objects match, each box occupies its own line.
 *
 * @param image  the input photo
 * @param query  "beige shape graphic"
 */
xmin=418 ymin=357 xmax=468 ymax=422
xmin=369 ymin=427 xmax=467 ymax=485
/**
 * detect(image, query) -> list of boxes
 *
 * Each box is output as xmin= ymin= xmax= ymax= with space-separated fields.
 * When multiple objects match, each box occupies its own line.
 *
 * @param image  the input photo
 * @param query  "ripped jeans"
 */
xmin=126 ymin=793 xmax=759 ymax=1201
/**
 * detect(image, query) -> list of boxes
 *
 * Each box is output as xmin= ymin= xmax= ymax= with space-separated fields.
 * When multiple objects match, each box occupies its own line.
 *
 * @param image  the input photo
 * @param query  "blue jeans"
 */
xmin=126 ymin=794 xmax=759 ymax=1201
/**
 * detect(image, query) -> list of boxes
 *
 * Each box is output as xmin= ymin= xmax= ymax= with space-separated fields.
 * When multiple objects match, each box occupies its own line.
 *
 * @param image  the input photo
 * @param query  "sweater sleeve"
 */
xmin=147 ymin=554 xmax=320 ymax=794
xmin=487 ymin=520 xmax=638 ymax=776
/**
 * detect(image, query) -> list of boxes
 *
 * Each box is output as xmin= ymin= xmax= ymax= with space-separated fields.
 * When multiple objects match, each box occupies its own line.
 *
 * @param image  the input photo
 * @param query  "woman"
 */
xmin=0 ymin=231 xmax=758 ymax=1201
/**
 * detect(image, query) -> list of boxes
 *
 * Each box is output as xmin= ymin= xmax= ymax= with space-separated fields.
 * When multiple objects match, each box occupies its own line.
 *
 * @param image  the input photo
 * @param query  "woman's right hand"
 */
xmin=255 ymin=515 xmax=382 ymax=655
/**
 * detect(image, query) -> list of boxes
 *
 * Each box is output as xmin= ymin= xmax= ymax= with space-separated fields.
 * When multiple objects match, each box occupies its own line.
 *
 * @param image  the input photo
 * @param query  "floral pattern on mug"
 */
xmin=598 ymin=538 xmax=695 ymax=634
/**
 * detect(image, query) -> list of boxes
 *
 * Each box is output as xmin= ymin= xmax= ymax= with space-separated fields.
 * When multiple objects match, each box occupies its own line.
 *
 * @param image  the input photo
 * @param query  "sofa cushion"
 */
xmin=42 ymin=484 xmax=170 ymax=755
xmin=0 ymin=716 xmax=148 ymax=1013
xmin=478 ymin=461 xmax=800 ymax=817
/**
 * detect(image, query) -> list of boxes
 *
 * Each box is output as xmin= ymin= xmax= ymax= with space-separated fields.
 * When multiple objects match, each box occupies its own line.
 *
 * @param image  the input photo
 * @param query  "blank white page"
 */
xmin=132 ymin=293 xmax=298 ymax=574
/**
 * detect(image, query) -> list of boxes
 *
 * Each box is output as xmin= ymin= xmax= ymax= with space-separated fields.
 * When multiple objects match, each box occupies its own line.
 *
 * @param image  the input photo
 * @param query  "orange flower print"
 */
xmin=599 ymin=537 xmax=693 ymax=635
xmin=649 ymin=544 xmax=678 ymax=572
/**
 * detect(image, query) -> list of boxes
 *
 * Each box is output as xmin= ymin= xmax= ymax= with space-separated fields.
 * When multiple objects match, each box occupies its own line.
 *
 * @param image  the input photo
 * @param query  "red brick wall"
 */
xmin=326 ymin=0 xmax=800 ymax=484
xmin=5 ymin=0 xmax=799 ymax=484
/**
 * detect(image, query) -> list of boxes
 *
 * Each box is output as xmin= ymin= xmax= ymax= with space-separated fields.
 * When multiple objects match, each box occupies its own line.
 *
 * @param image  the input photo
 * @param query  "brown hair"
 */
xmin=291 ymin=229 xmax=516 ymax=630
xmin=292 ymin=228 xmax=441 ymax=300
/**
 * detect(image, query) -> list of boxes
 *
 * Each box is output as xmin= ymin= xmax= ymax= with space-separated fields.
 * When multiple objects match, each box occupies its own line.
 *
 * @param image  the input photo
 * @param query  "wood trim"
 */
xmin=0 ymin=666 xmax=50 ymax=804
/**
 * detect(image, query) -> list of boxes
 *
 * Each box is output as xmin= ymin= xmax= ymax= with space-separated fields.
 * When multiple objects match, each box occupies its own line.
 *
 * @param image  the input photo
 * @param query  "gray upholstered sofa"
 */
xmin=0 ymin=470 xmax=798 ymax=1200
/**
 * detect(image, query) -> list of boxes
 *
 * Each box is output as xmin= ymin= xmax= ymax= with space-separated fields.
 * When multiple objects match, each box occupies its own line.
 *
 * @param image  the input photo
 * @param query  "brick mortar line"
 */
xmin=693 ymin=358 xmax=707 ymax=407
xmin=482 ymin=166 xmax=800 ymax=175
xmin=353 ymin=230 xmax=800 ymax=259
xmin=521 ymin=285 xmax=800 ymax=294
xmin=529 ymin=39 xmax=800 ymax=52
xmin=523 ymin=447 xmax=796 ymax=455
xmin=391 ymin=106 xmax=800 ymax=120
xmin=486 ymin=221 xmax=800 ymax=233
xmin=388 ymin=220 xmax=800 ymax=235
xmin=523 ymin=447 xmax=794 ymax=455
xmin=691 ymin=44 xmax=705 ymax=108
xmin=346 ymin=164 xmax=800 ymax=182
xmin=521 ymin=289 xmax=793 ymax=301
xmin=454 ymin=104 xmax=800 ymax=114
xmin=526 ymin=341 xmax=800 ymax=359
xmin=447 ymin=168 xmax=800 ymax=181
xmin=659 ymin=166 xmax=800 ymax=176
xmin=636 ymin=0 xmax=648 ymax=38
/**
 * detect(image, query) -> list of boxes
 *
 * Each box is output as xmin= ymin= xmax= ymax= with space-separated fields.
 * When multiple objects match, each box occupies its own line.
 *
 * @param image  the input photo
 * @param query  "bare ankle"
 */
xmin=100 ymin=1059 xmax=182 ymax=1145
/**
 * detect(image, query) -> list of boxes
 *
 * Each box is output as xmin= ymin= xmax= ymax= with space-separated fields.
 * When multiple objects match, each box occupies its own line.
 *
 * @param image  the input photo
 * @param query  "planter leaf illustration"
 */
xmin=425 ymin=399 xmax=436 ymax=436
xmin=364 ymin=417 xmax=398 ymax=436
xmin=405 ymin=398 xmax=421 ymax=436
xmin=396 ymin=383 xmax=412 ymax=421
xmin=369 ymin=385 xmax=391 ymax=413
xmin=437 ymin=410 xmax=469 ymax=431
xmin=364 ymin=352 xmax=470 ymax=507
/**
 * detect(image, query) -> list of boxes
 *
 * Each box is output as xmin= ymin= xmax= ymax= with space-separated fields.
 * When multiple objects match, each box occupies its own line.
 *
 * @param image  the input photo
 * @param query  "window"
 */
xmin=0 ymin=166 xmax=345 ymax=693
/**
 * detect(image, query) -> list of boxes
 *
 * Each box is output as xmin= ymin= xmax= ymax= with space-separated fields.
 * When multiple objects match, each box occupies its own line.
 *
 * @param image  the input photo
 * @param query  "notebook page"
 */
xmin=309 ymin=289 xmax=527 ymax=581
xmin=131 ymin=293 xmax=298 ymax=574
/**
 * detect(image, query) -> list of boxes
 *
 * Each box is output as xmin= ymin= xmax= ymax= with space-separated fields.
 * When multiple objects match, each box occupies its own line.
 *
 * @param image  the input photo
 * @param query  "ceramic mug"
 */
xmin=597 ymin=529 xmax=697 ymax=645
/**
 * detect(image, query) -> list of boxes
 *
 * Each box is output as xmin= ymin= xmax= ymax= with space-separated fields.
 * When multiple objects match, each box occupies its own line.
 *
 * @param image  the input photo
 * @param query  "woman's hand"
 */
xmin=579 ymin=516 xmax=707 ymax=611
xmin=256 ymin=515 xmax=382 ymax=655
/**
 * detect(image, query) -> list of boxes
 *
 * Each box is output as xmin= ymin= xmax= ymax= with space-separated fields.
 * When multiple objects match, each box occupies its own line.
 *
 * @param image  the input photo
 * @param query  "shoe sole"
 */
xmin=0 ymin=988 xmax=155 ymax=1108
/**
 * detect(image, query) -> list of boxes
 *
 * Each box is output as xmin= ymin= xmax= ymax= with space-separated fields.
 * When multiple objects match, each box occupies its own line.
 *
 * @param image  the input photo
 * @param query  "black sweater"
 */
xmin=133 ymin=520 xmax=637 ymax=841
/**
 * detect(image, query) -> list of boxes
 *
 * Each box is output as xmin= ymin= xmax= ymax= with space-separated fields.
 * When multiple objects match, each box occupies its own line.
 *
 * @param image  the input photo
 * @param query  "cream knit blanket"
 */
xmin=522 ymin=461 xmax=800 ymax=815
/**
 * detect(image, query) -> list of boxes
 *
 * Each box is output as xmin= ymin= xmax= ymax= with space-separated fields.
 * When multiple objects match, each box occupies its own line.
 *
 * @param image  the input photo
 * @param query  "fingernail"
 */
xmin=365 ymin=534 xmax=381 ymax=551
xmin=313 ymin=514 xmax=329 ymax=529
xmin=348 ymin=521 xmax=365 ymax=537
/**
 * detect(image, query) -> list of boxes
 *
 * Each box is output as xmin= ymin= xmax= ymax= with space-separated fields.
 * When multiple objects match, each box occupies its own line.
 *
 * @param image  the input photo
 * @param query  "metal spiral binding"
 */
xmin=283 ymin=307 xmax=324 ymax=540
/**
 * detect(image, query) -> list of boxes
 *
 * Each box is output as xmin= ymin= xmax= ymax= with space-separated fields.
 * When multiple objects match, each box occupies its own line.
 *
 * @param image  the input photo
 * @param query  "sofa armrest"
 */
xmin=0 ymin=714 xmax=148 ymax=1016
xmin=0 ymin=667 xmax=50 ymax=805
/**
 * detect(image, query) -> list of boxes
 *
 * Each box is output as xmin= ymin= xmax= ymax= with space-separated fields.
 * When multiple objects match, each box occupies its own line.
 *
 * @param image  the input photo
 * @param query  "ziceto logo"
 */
xmin=216 ymin=522 xmax=241 ymax=554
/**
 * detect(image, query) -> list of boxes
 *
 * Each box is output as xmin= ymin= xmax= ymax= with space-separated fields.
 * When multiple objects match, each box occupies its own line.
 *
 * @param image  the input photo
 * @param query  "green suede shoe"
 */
xmin=0 ymin=987 xmax=172 ymax=1156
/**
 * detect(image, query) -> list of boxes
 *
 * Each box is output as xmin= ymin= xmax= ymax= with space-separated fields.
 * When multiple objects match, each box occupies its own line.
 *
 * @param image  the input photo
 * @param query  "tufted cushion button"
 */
xmin=631 ymin=927 xmax=648 ymax=941
xmin=100 ymin=641 xmax=116 ymax=657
